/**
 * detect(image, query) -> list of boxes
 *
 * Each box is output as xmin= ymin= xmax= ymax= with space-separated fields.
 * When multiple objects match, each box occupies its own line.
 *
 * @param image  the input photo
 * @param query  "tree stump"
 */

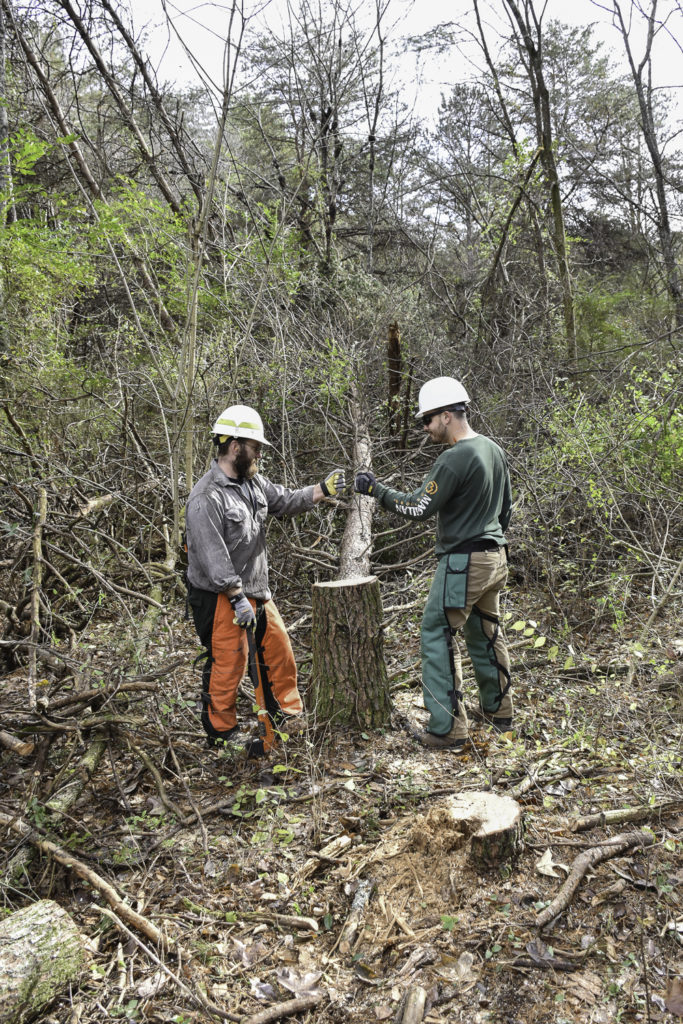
xmin=420 ymin=793 xmax=524 ymax=870
xmin=310 ymin=576 xmax=391 ymax=730
xmin=0 ymin=899 xmax=89 ymax=1023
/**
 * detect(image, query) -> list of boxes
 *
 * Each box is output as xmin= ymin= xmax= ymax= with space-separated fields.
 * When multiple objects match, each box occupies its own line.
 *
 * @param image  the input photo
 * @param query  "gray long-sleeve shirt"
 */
xmin=185 ymin=460 xmax=315 ymax=600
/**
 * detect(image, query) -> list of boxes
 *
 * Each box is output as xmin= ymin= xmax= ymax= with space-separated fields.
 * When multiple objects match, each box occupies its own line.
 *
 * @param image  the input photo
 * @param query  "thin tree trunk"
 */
xmin=28 ymin=487 xmax=47 ymax=711
xmin=339 ymin=393 xmax=374 ymax=579
xmin=0 ymin=1 xmax=15 ymax=226
xmin=612 ymin=0 xmax=683 ymax=327
xmin=174 ymin=3 xmax=244 ymax=521
xmin=503 ymin=0 xmax=577 ymax=358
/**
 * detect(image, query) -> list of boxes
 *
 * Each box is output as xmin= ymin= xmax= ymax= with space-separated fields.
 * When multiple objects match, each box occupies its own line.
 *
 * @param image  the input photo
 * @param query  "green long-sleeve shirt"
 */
xmin=373 ymin=435 xmax=512 ymax=557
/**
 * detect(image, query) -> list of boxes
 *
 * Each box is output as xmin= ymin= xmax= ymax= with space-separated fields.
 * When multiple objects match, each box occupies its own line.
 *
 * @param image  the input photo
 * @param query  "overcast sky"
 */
xmin=127 ymin=0 xmax=682 ymax=123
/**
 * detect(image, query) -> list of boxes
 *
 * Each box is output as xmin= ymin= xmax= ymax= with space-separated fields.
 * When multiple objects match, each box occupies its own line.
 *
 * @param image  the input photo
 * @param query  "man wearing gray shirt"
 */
xmin=186 ymin=404 xmax=345 ymax=750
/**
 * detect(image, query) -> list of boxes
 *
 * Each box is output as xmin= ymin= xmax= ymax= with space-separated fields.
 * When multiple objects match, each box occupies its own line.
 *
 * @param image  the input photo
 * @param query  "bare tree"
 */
xmin=605 ymin=0 xmax=683 ymax=327
xmin=502 ymin=0 xmax=577 ymax=358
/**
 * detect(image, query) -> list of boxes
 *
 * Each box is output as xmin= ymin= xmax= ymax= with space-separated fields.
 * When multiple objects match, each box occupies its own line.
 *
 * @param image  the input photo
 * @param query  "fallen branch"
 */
xmin=298 ymin=834 xmax=352 ymax=880
xmin=49 ymin=680 xmax=159 ymax=711
xmin=239 ymin=911 xmax=319 ymax=933
xmin=572 ymin=802 xmax=683 ymax=833
xmin=337 ymin=878 xmax=374 ymax=955
xmin=0 ymin=811 xmax=175 ymax=950
xmin=242 ymin=994 xmax=326 ymax=1024
xmin=536 ymin=830 xmax=656 ymax=929
xmin=0 ymin=729 xmax=34 ymax=756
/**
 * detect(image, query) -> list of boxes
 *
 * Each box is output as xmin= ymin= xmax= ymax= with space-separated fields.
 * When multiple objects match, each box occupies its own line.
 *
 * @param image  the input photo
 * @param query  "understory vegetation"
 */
xmin=0 ymin=0 xmax=681 ymax=1021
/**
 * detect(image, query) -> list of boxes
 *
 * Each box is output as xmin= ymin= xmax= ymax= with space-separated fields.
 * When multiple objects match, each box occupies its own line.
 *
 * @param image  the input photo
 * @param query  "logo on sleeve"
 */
xmin=425 ymin=480 xmax=438 ymax=495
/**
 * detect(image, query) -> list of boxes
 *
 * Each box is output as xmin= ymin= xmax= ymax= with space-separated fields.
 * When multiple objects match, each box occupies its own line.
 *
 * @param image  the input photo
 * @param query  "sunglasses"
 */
xmin=422 ymin=411 xmax=442 ymax=426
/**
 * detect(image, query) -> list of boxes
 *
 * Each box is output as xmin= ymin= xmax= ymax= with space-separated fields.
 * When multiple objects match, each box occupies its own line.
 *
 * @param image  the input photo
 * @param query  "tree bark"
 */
xmin=0 ymin=900 xmax=89 ymax=1024
xmin=310 ymin=577 xmax=391 ymax=730
xmin=400 ymin=986 xmax=427 ymax=1024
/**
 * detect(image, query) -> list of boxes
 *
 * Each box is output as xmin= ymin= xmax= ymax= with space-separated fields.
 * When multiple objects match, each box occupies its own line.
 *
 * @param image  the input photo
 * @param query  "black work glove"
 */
xmin=354 ymin=471 xmax=378 ymax=496
xmin=320 ymin=468 xmax=346 ymax=497
xmin=229 ymin=592 xmax=255 ymax=629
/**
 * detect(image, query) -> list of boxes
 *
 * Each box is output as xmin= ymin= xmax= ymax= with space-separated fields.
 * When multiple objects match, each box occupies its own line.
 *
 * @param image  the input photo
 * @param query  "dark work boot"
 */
xmin=469 ymin=706 xmax=512 ymax=733
xmin=416 ymin=727 xmax=468 ymax=752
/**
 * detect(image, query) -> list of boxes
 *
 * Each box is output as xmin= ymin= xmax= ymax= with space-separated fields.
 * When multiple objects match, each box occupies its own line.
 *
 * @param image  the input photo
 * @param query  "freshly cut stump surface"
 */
xmin=417 ymin=792 xmax=524 ymax=870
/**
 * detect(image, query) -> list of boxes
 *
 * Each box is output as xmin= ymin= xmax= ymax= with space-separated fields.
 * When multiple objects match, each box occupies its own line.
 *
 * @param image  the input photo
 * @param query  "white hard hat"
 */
xmin=416 ymin=377 xmax=470 ymax=418
xmin=211 ymin=404 xmax=271 ymax=446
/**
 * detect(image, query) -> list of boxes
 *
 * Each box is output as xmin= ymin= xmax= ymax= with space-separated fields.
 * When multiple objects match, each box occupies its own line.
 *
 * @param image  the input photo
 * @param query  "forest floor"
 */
xmin=1 ymin=590 xmax=682 ymax=1024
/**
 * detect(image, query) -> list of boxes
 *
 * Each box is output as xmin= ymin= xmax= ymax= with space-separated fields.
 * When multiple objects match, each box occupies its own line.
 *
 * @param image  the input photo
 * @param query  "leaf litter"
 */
xmin=0 ymin=596 xmax=682 ymax=1023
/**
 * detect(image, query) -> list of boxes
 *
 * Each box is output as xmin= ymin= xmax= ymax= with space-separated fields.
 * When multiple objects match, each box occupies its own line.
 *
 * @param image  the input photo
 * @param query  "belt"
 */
xmin=451 ymin=539 xmax=500 ymax=554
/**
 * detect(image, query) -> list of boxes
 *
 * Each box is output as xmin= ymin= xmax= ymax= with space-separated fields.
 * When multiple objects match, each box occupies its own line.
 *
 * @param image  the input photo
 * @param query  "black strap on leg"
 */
xmin=471 ymin=604 xmax=512 ymax=710
xmin=444 ymin=627 xmax=464 ymax=716
xmin=253 ymin=604 xmax=282 ymax=725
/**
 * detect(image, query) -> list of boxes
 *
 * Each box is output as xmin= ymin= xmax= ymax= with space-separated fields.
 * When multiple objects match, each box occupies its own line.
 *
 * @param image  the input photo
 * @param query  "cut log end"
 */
xmin=312 ymin=575 xmax=377 ymax=589
xmin=0 ymin=899 xmax=89 ymax=1023
xmin=415 ymin=792 xmax=524 ymax=870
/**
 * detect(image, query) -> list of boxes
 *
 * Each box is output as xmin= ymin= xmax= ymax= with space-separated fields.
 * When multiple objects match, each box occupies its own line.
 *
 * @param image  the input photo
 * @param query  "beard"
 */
xmin=234 ymin=444 xmax=259 ymax=480
xmin=429 ymin=421 xmax=450 ymax=445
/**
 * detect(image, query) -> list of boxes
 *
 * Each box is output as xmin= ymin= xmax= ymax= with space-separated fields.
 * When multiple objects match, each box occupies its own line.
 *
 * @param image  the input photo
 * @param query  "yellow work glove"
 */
xmin=320 ymin=468 xmax=347 ymax=497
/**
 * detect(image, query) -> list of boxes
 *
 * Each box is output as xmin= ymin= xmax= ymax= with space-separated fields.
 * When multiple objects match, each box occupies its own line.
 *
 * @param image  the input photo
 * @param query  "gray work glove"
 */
xmin=354 ymin=471 xmax=378 ymax=496
xmin=229 ymin=592 xmax=255 ymax=629
xmin=320 ymin=468 xmax=347 ymax=497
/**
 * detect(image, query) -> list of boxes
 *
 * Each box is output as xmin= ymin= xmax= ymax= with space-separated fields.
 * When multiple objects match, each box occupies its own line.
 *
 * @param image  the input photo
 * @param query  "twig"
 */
xmin=166 ymin=737 xmax=210 ymax=860
xmin=536 ymin=831 xmax=656 ymax=929
xmin=127 ymin=739 xmax=188 ymax=823
xmin=94 ymin=905 xmax=240 ymax=1022
xmin=28 ymin=486 xmax=48 ymax=710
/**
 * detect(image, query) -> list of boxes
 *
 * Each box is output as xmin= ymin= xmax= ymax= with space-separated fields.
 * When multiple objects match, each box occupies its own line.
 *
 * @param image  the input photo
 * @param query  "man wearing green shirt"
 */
xmin=354 ymin=376 xmax=513 ymax=751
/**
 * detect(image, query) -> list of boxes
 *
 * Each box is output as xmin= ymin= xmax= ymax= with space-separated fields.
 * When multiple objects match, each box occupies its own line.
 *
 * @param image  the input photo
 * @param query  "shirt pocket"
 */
xmin=442 ymin=552 xmax=470 ymax=609
xmin=223 ymin=505 xmax=249 ymax=545
xmin=254 ymin=491 xmax=268 ymax=526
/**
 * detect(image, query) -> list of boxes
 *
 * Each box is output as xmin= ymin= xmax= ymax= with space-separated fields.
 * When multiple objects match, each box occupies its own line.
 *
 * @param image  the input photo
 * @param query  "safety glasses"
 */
xmin=241 ymin=440 xmax=262 ymax=457
xmin=422 ymin=411 xmax=441 ymax=426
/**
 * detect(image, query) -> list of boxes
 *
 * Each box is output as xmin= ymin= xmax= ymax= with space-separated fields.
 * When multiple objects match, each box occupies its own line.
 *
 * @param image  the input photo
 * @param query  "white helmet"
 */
xmin=211 ymin=404 xmax=271 ymax=446
xmin=416 ymin=376 xmax=470 ymax=418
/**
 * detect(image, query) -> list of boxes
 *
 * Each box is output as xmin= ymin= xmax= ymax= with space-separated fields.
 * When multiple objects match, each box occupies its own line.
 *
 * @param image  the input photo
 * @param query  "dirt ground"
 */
xmin=1 ymin=598 xmax=682 ymax=1024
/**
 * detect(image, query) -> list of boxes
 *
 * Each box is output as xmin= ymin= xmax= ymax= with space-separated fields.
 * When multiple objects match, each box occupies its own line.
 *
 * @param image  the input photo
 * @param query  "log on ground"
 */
xmin=310 ymin=576 xmax=391 ymax=730
xmin=0 ymin=899 xmax=89 ymax=1024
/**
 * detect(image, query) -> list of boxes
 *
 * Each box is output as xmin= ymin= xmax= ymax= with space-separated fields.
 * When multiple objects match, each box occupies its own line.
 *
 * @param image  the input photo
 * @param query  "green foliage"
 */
xmin=546 ymin=366 xmax=682 ymax=487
